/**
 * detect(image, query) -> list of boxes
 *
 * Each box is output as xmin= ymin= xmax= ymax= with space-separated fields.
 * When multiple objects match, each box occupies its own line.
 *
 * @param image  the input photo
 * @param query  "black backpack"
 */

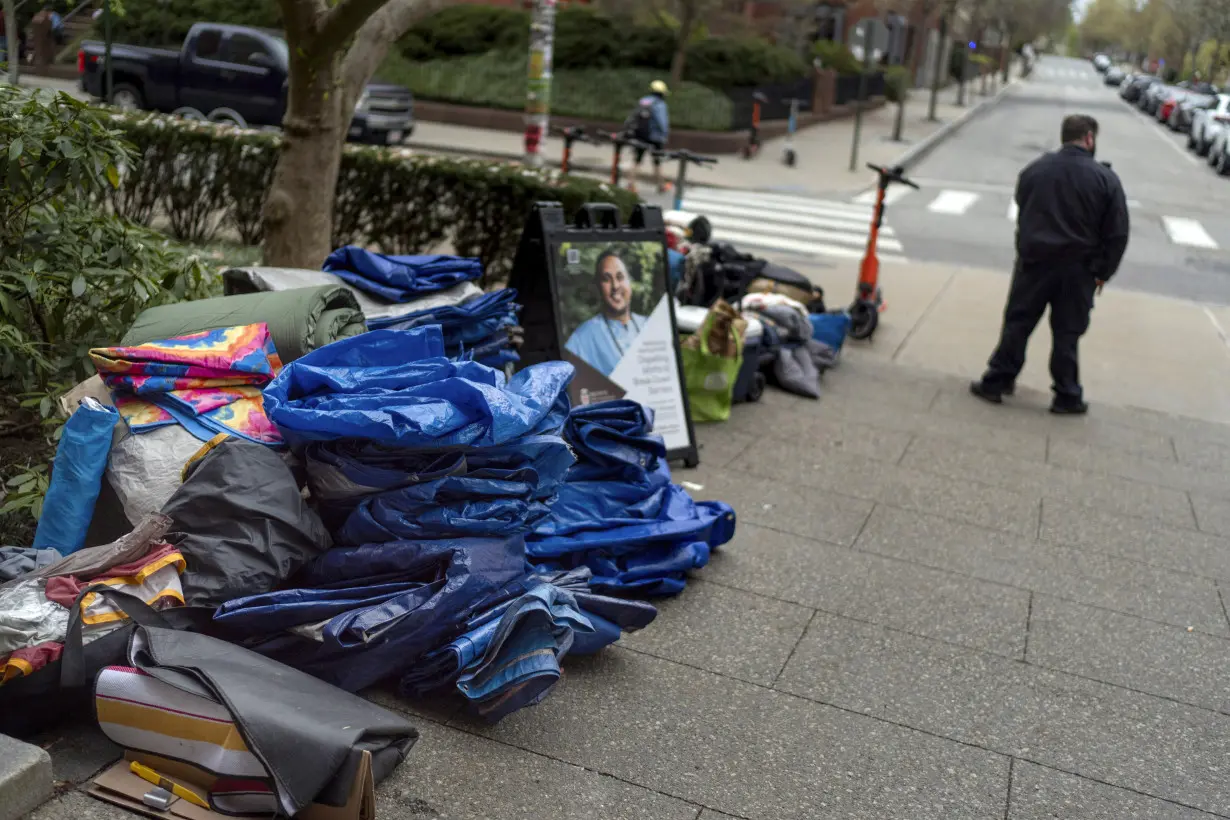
xmin=626 ymin=97 xmax=655 ymax=142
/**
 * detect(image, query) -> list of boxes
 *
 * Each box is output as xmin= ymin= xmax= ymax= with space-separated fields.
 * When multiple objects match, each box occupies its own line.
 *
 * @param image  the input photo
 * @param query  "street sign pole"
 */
xmin=849 ymin=22 xmax=875 ymax=172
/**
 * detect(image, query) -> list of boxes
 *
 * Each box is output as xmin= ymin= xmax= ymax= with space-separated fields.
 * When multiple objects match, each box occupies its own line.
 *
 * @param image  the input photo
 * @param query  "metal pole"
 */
xmin=104 ymin=0 xmax=113 ymax=102
xmin=3 ymin=0 xmax=17 ymax=84
xmin=928 ymin=13 xmax=947 ymax=122
xmin=849 ymin=22 xmax=875 ymax=172
xmin=523 ymin=0 xmax=556 ymax=167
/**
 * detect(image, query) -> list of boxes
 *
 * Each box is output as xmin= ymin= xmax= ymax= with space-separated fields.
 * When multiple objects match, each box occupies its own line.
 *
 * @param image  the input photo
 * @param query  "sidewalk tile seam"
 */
xmin=1035 ymin=498 xmax=1044 ymax=540
xmin=891 ymin=264 xmax=961 ymax=363
xmin=1002 ymin=757 xmax=1015 ymax=820
xmin=1219 ymin=586 xmax=1230 ymax=633
xmin=603 ymin=641 xmax=1230 ymax=814
xmin=770 ymin=608 xmax=820 ymax=688
xmin=391 ymin=711 xmax=738 ymax=818
xmin=713 ymin=501 xmax=1230 ymax=638
xmin=1018 ymin=759 xmax=1230 ymax=820
xmin=896 ymin=433 xmax=916 ymax=466
xmin=1023 ymin=593 xmax=1034 ymax=663
xmin=698 ymin=571 xmax=1230 ymax=719
xmin=1189 ymin=491 xmax=1202 ymax=531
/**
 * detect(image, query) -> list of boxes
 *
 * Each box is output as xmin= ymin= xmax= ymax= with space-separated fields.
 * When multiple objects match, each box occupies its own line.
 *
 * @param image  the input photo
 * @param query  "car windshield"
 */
xmin=258 ymin=28 xmax=289 ymax=65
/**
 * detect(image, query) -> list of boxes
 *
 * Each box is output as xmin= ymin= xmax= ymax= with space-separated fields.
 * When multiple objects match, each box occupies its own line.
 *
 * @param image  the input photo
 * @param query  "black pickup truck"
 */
xmin=79 ymin=23 xmax=415 ymax=144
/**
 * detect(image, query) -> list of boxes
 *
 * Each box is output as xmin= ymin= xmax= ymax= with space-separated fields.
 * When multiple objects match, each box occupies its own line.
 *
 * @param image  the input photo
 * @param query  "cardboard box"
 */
xmin=87 ymin=750 xmax=375 ymax=820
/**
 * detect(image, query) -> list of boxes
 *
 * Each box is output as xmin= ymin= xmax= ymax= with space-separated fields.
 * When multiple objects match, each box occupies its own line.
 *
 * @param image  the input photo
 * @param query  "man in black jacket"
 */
xmin=970 ymin=114 xmax=1130 ymax=414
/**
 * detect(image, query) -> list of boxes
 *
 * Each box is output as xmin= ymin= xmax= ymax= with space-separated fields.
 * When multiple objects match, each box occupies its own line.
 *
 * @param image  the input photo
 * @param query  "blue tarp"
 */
xmin=398 ymin=567 xmax=656 ymax=715
xmin=213 ymin=535 xmax=527 ymax=693
xmin=33 ymin=399 xmax=118 ymax=554
xmin=262 ymin=327 xmax=573 ymax=450
xmin=368 ymin=289 xmax=518 ymax=341
xmin=323 ymin=248 xmax=483 ymax=302
xmin=527 ymin=401 xmax=737 ymax=596
xmin=302 ymin=436 xmax=575 ymax=544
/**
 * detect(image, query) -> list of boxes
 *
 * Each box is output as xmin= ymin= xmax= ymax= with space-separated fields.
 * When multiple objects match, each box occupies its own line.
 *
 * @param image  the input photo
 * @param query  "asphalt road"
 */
xmin=885 ymin=55 xmax=1230 ymax=305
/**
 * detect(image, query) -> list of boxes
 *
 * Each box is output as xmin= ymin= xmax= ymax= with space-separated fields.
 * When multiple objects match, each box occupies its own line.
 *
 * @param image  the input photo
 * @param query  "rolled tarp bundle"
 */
xmin=122 ymin=285 xmax=365 ymax=364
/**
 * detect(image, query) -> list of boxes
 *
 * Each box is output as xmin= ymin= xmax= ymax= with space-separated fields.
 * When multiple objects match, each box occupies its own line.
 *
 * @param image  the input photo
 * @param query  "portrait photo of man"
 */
xmin=564 ymin=249 xmax=649 ymax=377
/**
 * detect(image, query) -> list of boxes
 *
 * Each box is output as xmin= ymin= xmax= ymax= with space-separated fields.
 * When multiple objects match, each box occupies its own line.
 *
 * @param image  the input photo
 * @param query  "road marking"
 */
xmin=1147 ymin=121 xmax=1201 ymax=166
xmin=852 ymin=186 xmax=914 ymax=207
xmin=684 ymin=200 xmax=873 ymax=233
xmin=705 ymin=215 xmax=903 ymax=252
xmin=1007 ymin=200 xmax=1019 ymax=221
xmin=1127 ymin=199 xmax=1141 ymax=208
xmin=927 ymin=190 xmax=980 ymax=215
xmin=684 ymin=188 xmax=871 ymax=221
xmin=1162 ymin=216 xmax=1219 ymax=249
xmin=709 ymin=229 xmax=905 ymax=264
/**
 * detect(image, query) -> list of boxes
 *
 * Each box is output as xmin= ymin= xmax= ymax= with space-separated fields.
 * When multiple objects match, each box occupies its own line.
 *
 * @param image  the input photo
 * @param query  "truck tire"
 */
xmin=208 ymin=108 xmax=247 ymax=129
xmin=110 ymin=84 xmax=144 ymax=111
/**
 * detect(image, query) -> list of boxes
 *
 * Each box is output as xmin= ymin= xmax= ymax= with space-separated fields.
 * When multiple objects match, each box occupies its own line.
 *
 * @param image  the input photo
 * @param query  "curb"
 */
xmin=893 ymin=77 xmax=1022 ymax=171
xmin=0 ymin=733 xmax=53 ymax=820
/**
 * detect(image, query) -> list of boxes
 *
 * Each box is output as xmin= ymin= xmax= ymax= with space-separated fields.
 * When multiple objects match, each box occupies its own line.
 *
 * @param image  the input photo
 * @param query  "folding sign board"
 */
xmin=509 ymin=202 xmax=699 ymax=467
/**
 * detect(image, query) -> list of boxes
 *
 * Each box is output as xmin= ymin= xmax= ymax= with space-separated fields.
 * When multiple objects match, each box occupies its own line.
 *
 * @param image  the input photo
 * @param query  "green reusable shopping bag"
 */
xmin=681 ymin=305 xmax=744 ymax=423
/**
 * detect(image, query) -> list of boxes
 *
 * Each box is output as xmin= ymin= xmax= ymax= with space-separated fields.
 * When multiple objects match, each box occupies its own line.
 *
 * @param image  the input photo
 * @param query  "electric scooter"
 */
xmin=742 ymin=91 xmax=769 ymax=159
xmin=654 ymin=148 xmax=718 ymax=211
xmin=849 ymin=163 xmax=920 ymax=341
xmin=598 ymin=130 xmax=655 ymax=190
xmin=550 ymin=125 xmax=597 ymax=174
xmin=782 ymin=97 xmax=803 ymax=167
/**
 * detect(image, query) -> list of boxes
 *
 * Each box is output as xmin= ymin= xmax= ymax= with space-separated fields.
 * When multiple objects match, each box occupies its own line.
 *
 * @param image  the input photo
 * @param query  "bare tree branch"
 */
xmin=339 ymin=0 xmax=448 ymax=114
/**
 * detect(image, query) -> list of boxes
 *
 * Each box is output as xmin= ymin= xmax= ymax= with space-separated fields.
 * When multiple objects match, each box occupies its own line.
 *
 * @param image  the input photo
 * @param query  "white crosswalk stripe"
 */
xmin=680 ymin=187 xmax=907 ymax=264
xmin=927 ymin=190 xmax=980 ymax=215
xmin=1163 ymin=216 xmax=1220 ymax=249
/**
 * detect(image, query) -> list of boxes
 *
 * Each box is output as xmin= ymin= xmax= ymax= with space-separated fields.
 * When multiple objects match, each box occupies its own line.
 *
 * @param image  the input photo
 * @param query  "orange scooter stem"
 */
xmin=849 ymin=163 xmax=919 ymax=341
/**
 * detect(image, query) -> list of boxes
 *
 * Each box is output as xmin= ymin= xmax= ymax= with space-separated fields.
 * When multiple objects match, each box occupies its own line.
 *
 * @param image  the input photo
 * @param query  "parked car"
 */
xmin=1209 ymin=129 xmax=1230 ymax=175
xmin=1139 ymin=81 xmax=1172 ymax=113
xmin=1093 ymin=53 xmax=1111 ymax=72
xmin=1171 ymin=90 xmax=1219 ymax=132
xmin=79 ymin=23 xmax=415 ymax=144
xmin=1121 ymin=73 xmax=1157 ymax=102
xmin=1104 ymin=66 xmax=1126 ymax=86
xmin=1189 ymin=94 xmax=1230 ymax=155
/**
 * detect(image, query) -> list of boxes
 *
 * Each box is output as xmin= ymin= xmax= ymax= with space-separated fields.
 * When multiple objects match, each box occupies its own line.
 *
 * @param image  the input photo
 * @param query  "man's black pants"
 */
xmin=980 ymin=260 xmax=1097 ymax=405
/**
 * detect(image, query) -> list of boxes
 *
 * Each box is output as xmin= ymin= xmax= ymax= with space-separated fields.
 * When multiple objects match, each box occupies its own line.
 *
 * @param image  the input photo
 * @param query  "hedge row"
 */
xmin=108 ymin=113 xmax=637 ymax=281
xmin=400 ymin=5 xmax=809 ymax=89
xmin=109 ymin=0 xmax=282 ymax=47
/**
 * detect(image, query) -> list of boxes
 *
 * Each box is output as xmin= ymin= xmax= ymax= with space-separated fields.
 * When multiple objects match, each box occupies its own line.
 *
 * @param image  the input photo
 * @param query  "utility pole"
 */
xmin=849 ymin=20 xmax=876 ymax=171
xmin=523 ymin=0 xmax=557 ymax=167
xmin=928 ymin=10 xmax=949 ymax=121
xmin=3 ymin=0 xmax=17 ymax=85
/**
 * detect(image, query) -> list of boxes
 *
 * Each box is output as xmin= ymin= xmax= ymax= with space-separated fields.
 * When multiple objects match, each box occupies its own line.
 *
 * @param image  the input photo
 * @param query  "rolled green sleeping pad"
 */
xmin=121 ymin=285 xmax=366 ymax=363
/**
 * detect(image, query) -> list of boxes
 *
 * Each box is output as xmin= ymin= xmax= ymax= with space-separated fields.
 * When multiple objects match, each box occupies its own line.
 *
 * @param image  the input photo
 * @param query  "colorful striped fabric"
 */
xmin=95 ymin=665 xmax=279 ymax=816
xmin=90 ymin=324 xmax=283 ymax=446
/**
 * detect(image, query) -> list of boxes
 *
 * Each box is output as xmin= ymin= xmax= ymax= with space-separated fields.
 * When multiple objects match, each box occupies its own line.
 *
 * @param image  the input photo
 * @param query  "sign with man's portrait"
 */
xmin=508 ymin=203 xmax=698 ymax=465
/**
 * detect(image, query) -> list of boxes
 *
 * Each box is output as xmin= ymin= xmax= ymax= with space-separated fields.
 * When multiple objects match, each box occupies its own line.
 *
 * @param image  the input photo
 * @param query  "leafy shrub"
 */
xmin=400 ymin=4 xmax=529 ymax=61
xmin=107 ymin=112 xmax=639 ymax=282
xmin=812 ymin=40 xmax=862 ymax=75
xmin=379 ymin=50 xmax=733 ymax=131
xmin=553 ymin=6 xmax=623 ymax=69
xmin=883 ymin=65 xmax=911 ymax=103
xmin=110 ymin=0 xmax=282 ymax=47
xmin=683 ymin=37 xmax=810 ymax=88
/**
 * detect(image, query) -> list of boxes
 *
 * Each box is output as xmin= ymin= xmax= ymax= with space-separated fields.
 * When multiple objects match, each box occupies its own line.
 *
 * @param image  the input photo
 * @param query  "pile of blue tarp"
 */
xmin=321 ymin=249 xmax=520 ymax=369
xmin=527 ymin=400 xmax=737 ymax=597
xmin=221 ymin=327 xmax=661 ymax=717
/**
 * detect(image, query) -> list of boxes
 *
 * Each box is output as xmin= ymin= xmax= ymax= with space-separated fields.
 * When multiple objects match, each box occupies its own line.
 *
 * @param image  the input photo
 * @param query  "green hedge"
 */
xmin=379 ymin=50 xmax=733 ymax=131
xmin=109 ymin=0 xmax=281 ymax=47
xmin=107 ymin=113 xmax=637 ymax=281
xmin=812 ymin=40 xmax=862 ymax=76
xmin=399 ymin=6 xmax=804 ymax=89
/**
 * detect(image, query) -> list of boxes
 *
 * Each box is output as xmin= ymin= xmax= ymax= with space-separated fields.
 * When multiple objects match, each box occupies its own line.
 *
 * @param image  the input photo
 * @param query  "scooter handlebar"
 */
xmin=654 ymin=148 xmax=719 ymax=167
xmin=866 ymin=162 xmax=920 ymax=189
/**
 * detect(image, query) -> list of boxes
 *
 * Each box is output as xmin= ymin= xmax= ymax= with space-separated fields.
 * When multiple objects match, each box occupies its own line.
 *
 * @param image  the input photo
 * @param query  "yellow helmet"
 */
xmin=650 ymin=80 xmax=670 ymax=95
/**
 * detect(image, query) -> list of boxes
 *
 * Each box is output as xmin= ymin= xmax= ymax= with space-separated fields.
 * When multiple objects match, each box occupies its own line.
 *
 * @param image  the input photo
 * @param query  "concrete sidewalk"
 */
xmin=18 ymin=286 xmax=1230 ymax=818
xmin=410 ymin=78 xmax=1014 ymax=196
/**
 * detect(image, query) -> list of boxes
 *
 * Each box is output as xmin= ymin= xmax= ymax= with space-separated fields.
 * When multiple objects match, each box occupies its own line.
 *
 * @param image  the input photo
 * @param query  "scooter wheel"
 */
xmin=784 ymin=149 xmax=796 ymax=167
xmin=848 ymin=301 xmax=879 ymax=340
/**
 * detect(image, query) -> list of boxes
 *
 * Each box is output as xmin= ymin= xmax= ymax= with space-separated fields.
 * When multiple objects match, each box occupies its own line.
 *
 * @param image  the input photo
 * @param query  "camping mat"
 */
xmin=122 ymin=286 xmax=365 ymax=363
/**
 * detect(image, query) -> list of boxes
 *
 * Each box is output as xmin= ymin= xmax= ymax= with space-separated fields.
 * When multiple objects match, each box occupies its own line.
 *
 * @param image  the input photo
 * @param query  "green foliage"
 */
xmin=109 ymin=0 xmax=281 ymax=47
xmin=398 ymin=6 xmax=805 ymax=88
xmin=812 ymin=40 xmax=862 ymax=75
xmin=684 ymin=37 xmax=809 ymax=88
xmin=107 ymin=112 xmax=638 ymax=283
xmin=883 ymin=66 xmax=911 ymax=103
xmin=379 ymin=50 xmax=733 ymax=131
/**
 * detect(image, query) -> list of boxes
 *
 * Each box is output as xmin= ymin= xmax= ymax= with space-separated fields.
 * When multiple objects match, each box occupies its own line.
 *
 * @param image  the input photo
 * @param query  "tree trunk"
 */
xmin=670 ymin=1 xmax=698 ymax=86
xmin=3 ymin=0 xmax=17 ymax=84
xmin=262 ymin=53 xmax=345 ymax=269
xmin=928 ymin=13 xmax=948 ymax=122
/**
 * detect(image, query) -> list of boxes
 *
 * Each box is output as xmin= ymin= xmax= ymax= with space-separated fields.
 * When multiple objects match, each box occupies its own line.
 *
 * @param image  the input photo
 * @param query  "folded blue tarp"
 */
xmin=213 ymin=535 xmax=526 ymax=693
xmin=398 ymin=567 xmax=656 ymax=713
xmin=323 ymin=247 xmax=483 ymax=302
xmin=527 ymin=400 xmax=737 ymax=595
xmin=263 ymin=326 xmax=573 ymax=449
xmin=370 ymin=289 xmax=519 ymax=341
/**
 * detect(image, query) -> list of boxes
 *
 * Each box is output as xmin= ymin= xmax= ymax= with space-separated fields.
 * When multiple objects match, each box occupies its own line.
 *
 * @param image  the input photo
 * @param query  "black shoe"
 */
xmin=969 ymin=380 xmax=1003 ymax=404
xmin=1050 ymin=400 xmax=1088 ymax=415
xmin=1003 ymin=383 xmax=1015 ymax=396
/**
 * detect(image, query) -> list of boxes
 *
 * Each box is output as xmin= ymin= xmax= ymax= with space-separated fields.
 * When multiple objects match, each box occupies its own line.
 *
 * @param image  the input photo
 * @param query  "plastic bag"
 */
xmin=680 ymin=301 xmax=744 ymax=423
xmin=33 ymin=398 xmax=119 ymax=554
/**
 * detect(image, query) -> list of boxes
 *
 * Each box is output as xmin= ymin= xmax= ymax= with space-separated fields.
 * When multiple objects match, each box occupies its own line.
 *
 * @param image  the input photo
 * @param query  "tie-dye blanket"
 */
xmin=90 ymin=324 xmax=283 ymax=445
